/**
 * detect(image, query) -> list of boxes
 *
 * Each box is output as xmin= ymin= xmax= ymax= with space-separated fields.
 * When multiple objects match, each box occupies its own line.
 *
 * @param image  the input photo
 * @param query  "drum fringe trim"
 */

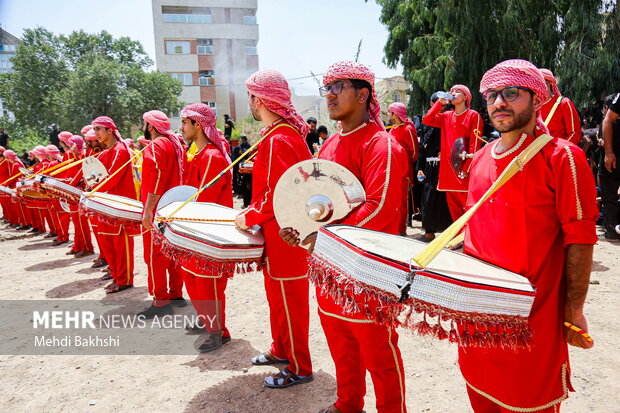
xmin=39 ymin=184 xmax=81 ymax=201
xmin=152 ymin=229 xmax=262 ymax=277
xmin=79 ymin=204 xmax=142 ymax=233
xmin=308 ymin=254 xmax=532 ymax=350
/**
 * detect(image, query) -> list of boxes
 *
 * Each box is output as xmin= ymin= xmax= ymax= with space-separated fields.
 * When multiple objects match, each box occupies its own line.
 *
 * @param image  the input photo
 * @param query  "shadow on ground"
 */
xmin=45 ymin=277 xmax=105 ymax=298
xmin=184 ymin=338 xmax=261 ymax=373
xmin=184 ymin=370 xmax=336 ymax=413
xmin=592 ymin=260 xmax=609 ymax=272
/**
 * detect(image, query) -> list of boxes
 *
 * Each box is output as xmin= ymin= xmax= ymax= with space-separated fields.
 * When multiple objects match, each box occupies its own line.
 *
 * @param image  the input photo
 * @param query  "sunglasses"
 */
xmin=319 ymin=81 xmax=353 ymax=97
xmin=482 ymin=86 xmax=531 ymax=105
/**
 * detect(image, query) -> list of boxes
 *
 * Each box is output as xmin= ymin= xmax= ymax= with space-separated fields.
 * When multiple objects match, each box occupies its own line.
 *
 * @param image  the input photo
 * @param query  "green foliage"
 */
xmin=373 ymin=0 xmax=619 ymax=112
xmin=0 ymin=27 xmax=182 ymax=143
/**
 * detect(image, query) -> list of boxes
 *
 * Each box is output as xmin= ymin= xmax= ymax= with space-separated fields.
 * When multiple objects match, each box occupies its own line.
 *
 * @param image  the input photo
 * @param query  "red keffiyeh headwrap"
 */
xmin=31 ymin=145 xmax=47 ymax=160
xmin=450 ymin=84 xmax=472 ymax=108
xmin=143 ymin=110 xmax=186 ymax=178
xmin=245 ymin=70 xmax=308 ymax=137
xmin=4 ymin=150 xmax=23 ymax=168
xmin=539 ymin=68 xmax=560 ymax=96
xmin=45 ymin=144 xmax=62 ymax=161
xmin=388 ymin=102 xmax=414 ymax=127
xmin=81 ymin=125 xmax=93 ymax=136
xmin=59 ymin=131 xmax=73 ymax=146
xmin=92 ymin=116 xmax=122 ymax=140
xmin=480 ymin=59 xmax=549 ymax=133
xmin=323 ymin=61 xmax=384 ymax=130
xmin=84 ymin=129 xmax=97 ymax=141
xmin=137 ymin=137 xmax=149 ymax=147
xmin=69 ymin=135 xmax=85 ymax=156
xmin=0 ymin=146 xmax=5 ymax=153
xmin=179 ymin=103 xmax=231 ymax=164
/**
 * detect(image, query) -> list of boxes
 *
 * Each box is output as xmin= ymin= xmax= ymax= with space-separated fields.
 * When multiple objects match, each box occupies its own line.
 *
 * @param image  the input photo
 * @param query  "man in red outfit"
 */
xmin=282 ymin=61 xmax=409 ymax=413
xmin=234 ymin=70 xmax=314 ymax=388
xmin=91 ymin=116 xmax=138 ymax=294
xmin=178 ymin=102 xmax=234 ymax=353
xmin=539 ymin=68 xmax=582 ymax=145
xmin=138 ymin=110 xmax=188 ymax=317
xmin=422 ymin=84 xmax=483 ymax=221
xmin=461 ymin=59 xmax=596 ymax=412
xmin=388 ymin=101 xmax=419 ymax=235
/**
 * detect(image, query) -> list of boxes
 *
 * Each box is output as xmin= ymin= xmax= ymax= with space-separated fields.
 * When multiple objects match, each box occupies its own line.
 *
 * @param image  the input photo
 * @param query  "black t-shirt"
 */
xmin=0 ymin=133 xmax=8 ymax=147
xmin=306 ymin=132 xmax=319 ymax=153
xmin=50 ymin=129 xmax=61 ymax=146
xmin=224 ymin=120 xmax=234 ymax=138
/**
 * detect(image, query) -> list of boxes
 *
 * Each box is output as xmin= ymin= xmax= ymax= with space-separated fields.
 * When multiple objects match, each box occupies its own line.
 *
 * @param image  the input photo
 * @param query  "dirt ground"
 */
xmin=0 ymin=200 xmax=618 ymax=413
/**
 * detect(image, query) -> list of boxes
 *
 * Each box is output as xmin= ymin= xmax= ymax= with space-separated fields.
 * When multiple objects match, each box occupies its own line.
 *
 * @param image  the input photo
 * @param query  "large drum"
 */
xmin=79 ymin=193 xmax=143 ymax=232
xmin=0 ymin=185 xmax=15 ymax=197
xmin=309 ymin=225 xmax=536 ymax=349
xmin=155 ymin=201 xmax=264 ymax=275
xmin=36 ymin=175 xmax=83 ymax=201
xmin=16 ymin=179 xmax=54 ymax=200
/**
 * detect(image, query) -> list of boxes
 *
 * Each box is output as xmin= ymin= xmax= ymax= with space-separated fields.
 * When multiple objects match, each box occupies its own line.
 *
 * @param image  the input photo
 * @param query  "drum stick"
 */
xmin=412 ymin=134 xmax=553 ymax=269
xmin=50 ymin=152 xmax=101 ymax=176
xmin=163 ymin=123 xmax=297 ymax=220
xmin=89 ymin=144 xmax=148 ymax=195
xmin=563 ymin=321 xmax=593 ymax=343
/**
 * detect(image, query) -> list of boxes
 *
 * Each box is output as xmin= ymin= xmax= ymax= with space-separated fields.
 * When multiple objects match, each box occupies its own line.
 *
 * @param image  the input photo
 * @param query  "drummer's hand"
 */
xmin=235 ymin=213 xmax=249 ymax=230
xmin=301 ymin=232 xmax=318 ymax=255
xmin=279 ymin=227 xmax=301 ymax=247
xmin=417 ymin=170 xmax=425 ymax=180
xmin=564 ymin=307 xmax=594 ymax=349
xmin=142 ymin=209 xmax=154 ymax=230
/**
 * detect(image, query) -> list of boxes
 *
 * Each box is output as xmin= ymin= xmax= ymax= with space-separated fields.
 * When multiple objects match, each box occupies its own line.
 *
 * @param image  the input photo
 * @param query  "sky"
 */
xmin=0 ymin=0 xmax=403 ymax=95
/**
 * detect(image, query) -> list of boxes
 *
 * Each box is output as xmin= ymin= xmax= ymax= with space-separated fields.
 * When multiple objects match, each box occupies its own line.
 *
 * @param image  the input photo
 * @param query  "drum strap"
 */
xmin=413 ymin=133 xmax=554 ymax=269
xmin=544 ymin=95 xmax=563 ymax=126
xmin=160 ymin=122 xmax=298 ymax=221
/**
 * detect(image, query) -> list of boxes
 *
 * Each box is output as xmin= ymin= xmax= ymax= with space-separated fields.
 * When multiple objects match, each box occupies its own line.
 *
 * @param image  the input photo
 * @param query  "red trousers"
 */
xmin=27 ymin=205 xmax=45 ymax=231
xmin=71 ymin=209 xmax=93 ymax=252
xmin=264 ymin=274 xmax=312 ymax=377
xmin=43 ymin=208 xmax=56 ymax=234
xmin=466 ymin=386 xmax=560 ymax=412
xmin=182 ymin=266 xmax=229 ymax=337
xmin=143 ymin=230 xmax=183 ymax=304
xmin=446 ymin=191 xmax=467 ymax=221
xmin=16 ymin=201 xmax=30 ymax=226
xmin=318 ymin=297 xmax=407 ymax=413
xmin=97 ymin=226 xmax=134 ymax=285
xmin=54 ymin=208 xmax=70 ymax=242
xmin=90 ymin=220 xmax=106 ymax=262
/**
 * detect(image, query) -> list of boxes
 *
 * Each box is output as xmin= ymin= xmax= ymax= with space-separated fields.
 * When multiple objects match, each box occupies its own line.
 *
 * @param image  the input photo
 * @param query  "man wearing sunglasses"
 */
xmin=539 ymin=68 xmax=582 ymax=145
xmin=459 ymin=59 xmax=597 ymax=412
xmin=281 ymin=61 xmax=409 ymax=413
xmin=422 ymin=84 xmax=483 ymax=222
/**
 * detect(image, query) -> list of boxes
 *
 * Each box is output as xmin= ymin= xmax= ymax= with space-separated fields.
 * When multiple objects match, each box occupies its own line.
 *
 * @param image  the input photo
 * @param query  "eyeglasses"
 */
xmin=319 ymin=81 xmax=353 ymax=97
xmin=481 ymin=86 xmax=531 ymax=105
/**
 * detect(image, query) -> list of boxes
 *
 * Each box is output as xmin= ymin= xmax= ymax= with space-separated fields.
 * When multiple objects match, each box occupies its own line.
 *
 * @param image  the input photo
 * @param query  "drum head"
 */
xmin=82 ymin=157 xmax=108 ymax=186
xmin=273 ymin=159 xmax=365 ymax=247
xmin=157 ymin=185 xmax=198 ymax=210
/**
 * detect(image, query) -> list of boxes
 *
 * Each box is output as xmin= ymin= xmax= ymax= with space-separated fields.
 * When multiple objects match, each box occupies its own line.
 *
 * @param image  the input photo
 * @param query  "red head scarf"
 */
xmin=388 ymin=102 xmax=414 ymax=126
xmin=80 ymin=125 xmax=93 ymax=135
xmin=179 ymin=103 xmax=231 ymax=164
xmin=142 ymin=109 xmax=187 ymax=177
xmin=450 ymin=84 xmax=472 ymax=108
xmin=245 ymin=70 xmax=308 ymax=137
xmin=45 ymin=144 xmax=62 ymax=161
xmin=480 ymin=59 xmax=549 ymax=133
xmin=539 ymin=68 xmax=560 ymax=96
xmin=59 ymin=131 xmax=73 ymax=145
xmin=0 ymin=146 xmax=5 ymax=153
xmin=3 ymin=149 xmax=18 ymax=161
xmin=91 ymin=116 xmax=122 ymax=140
xmin=84 ymin=129 xmax=97 ymax=141
xmin=323 ymin=61 xmax=383 ymax=130
xmin=69 ymin=135 xmax=85 ymax=156
xmin=31 ymin=145 xmax=47 ymax=160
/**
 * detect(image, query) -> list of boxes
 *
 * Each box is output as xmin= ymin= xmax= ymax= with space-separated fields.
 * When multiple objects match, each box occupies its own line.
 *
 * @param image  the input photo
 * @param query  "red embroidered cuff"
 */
xmin=562 ymin=220 xmax=597 ymax=246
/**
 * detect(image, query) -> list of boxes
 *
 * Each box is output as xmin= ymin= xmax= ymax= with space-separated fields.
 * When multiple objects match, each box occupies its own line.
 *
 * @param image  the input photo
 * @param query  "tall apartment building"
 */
xmin=151 ymin=0 xmax=259 ymax=125
xmin=0 ymin=25 xmax=20 ymax=120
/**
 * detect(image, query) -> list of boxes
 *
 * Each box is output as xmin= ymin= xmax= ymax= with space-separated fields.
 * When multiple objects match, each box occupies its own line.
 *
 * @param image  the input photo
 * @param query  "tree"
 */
xmin=0 ymin=27 xmax=182 ymax=140
xmin=373 ymin=0 xmax=619 ymax=112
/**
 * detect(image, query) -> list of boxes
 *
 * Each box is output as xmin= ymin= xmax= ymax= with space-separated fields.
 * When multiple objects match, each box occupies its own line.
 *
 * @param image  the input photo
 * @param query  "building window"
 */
xmin=170 ymin=73 xmax=193 ymax=86
xmin=0 ymin=45 xmax=17 ymax=52
xmin=203 ymin=101 xmax=217 ymax=115
xmin=197 ymin=39 xmax=213 ymax=55
xmin=245 ymin=46 xmax=258 ymax=56
xmin=162 ymin=6 xmax=212 ymax=23
xmin=165 ymin=41 xmax=190 ymax=55
xmin=243 ymin=15 xmax=257 ymax=24
xmin=392 ymin=91 xmax=402 ymax=103
xmin=0 ymin=54 xmax=14 ymax=72
xmin=199 ymin=70 xmax=215 ymax=86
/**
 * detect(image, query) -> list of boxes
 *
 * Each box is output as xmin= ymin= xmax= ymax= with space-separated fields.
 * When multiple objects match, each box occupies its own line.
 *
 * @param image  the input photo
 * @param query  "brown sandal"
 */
xmin=104 ymin=283 xmax=133 ymax=294
xmin=251 ymin=351 xmax=289 ymax=365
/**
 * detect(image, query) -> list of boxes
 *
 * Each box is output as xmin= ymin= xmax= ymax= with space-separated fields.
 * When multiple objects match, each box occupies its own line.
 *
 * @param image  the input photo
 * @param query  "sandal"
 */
xmin=415 ymin=234 xmax=434 ymax=243
xmin=251 ymin=351 xmax=289 ymax=366
xmin=104 ymin=283 xmax=133 ymax=294
xmin=91 ymin=258 xmax=107 ymax=268
xmin=264 ymin=367 xmax=314 ymax=388
xmin=100 ymin=273 xmax=113 ymax=281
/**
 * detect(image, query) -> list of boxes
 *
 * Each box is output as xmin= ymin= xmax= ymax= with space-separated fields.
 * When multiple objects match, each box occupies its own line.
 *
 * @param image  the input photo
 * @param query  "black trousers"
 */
xmin=599 ymin=169 xmax=620 ymax=237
